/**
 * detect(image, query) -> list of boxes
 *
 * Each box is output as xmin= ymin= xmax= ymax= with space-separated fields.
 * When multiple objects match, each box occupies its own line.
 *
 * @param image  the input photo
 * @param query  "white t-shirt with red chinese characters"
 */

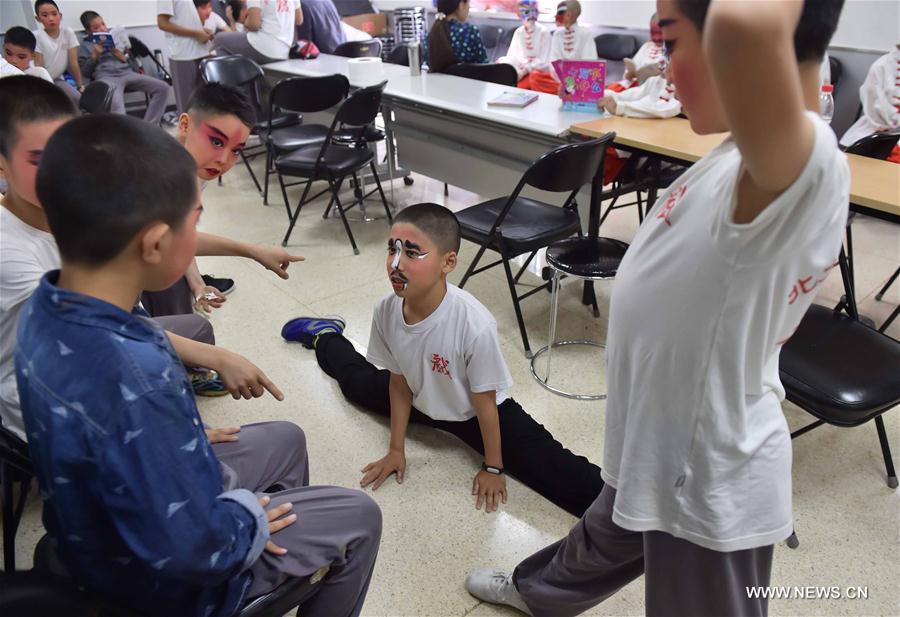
xmin=246 ymin=0 xmax=300 ymax=61
xmin=366 ymin=284 xmax=513 ymax=422
xmin=602 ymin=112 xmax=849 ymax=553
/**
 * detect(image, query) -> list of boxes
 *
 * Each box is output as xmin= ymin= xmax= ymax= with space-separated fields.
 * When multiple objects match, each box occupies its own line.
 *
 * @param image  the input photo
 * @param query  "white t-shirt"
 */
xmin=24 ymin=65 xmax=53 ymax=82
xmin=549 ymin=24 xmax=598 ymax=82
xmin=840 ymin=47 xmax=900 ymax=148
xmin=610 ymin=75 xmax=680 ymax=119
xmin=0 ymin=58 xmax=24 ymax=78
xmin=0 ymin=206 xmax=61 ymax=440
xmin=33 ymin=27 xmax=79 ymax=78
xmin=157 ymin=0 xmax=211 ymax=60
xmin=246 ymin=0 xmax=299 ymax=61
xmin=204 ymin=11 xmax=230 ymax=33
xmin=366 ymin=285 xmax=513 ymax=422
xmin=602 ymin=112 xmax=849 ymax=553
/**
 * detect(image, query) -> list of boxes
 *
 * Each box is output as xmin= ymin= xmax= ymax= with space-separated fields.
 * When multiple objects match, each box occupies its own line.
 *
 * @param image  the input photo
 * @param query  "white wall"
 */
xmin=1 ymin=0 xmax=162 ymax=31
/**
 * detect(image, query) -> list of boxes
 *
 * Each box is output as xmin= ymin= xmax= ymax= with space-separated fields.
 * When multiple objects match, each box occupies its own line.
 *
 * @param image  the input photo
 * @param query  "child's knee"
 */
xmin=346 ymin=490 xmax=383 ymax=538
xmin=270 ymin=421 xmax=306 ymax=450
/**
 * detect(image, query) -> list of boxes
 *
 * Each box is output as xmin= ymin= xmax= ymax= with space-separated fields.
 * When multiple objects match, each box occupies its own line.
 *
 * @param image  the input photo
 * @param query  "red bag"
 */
xmin=290 ymin=40 xmax=320 ymax=60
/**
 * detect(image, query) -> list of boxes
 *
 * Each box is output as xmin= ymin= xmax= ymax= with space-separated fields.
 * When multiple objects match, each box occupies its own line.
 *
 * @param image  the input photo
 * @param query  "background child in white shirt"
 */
xmin=499 ymin=0 xmax=554 ymax=93
xmin=157 ymin=0 xmax=215 ymax=113
xmin=213 ymin=0 xmax=303 ymax=64
xmin=839 ymin=44 xmax=900 ymax=161
xmin=3 ymin=27 xmax=53 ymax=82
xmin=288 ymin=204 xmax=604 ymax=517
xmin=32 ymin=0 xmax=83 ymax=103
xmin=548 ymin=0 xmax=598 ymax=75
xmin=469 ymin=1 xmax=850 ymax=615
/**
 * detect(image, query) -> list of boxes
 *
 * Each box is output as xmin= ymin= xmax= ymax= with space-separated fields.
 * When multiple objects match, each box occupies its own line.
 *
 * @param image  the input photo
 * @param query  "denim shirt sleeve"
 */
xmin=94 ymin=389 xmax=269 ymax=583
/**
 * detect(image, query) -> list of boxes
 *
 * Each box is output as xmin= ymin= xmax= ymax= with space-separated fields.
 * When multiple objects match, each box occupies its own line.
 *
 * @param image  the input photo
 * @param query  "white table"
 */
xmin=263 ymin=56 xmax=607 ymax=204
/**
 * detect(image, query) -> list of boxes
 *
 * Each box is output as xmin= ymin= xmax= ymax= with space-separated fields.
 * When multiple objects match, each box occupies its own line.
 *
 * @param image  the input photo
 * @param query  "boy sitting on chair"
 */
xmin=283 ymin=203 xmax=604 ymax=517
xmin=18 ymin=113 xmax=381 ymax=617
xmin=499 ymin=0 xmax=554 ymax=93
xmin=839 ymin=43 xmax=900 ymax=162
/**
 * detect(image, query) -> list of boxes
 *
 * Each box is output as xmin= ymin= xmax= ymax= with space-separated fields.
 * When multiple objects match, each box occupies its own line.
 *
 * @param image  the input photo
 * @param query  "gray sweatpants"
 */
xmin=213 ymin=422 xmax=381 ymax=617
xmin=212 ymin=32 xmax=283 ymax=65
xmin=53 ymin=76 xmax=80 ymax=105
xmin=98 ymin=72 xmax=172 ymax=124
xmin=141 ymin=276 xmax=194 ymax=317
xmin=169 ymin=57 xmax=204 ymax=113
xmin=514 ymin=486 xmax=774 ymax=617
xmin=152 ymin=313 xmax=215 ymax=346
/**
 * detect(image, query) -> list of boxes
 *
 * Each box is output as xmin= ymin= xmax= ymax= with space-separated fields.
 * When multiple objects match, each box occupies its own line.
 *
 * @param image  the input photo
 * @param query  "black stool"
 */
xmin=531 ymin=237 xmax=628 ymax=400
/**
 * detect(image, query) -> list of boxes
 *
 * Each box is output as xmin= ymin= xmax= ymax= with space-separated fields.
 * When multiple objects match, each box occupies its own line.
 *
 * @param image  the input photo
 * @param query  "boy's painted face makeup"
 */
xmin=386 ymin=224 xmax=442 ymax=297
xmin=3 ymin=43 xmax=33 ymax=71
xmin=36 ymin=6 xmax=61 ymax=30
xmin=182 ymin=115 xmax=249 ymax=181
xmin=657 ymin=0 xmax=724 ymax=134
xmin=0 ymin=119 xmax=68 ymax=208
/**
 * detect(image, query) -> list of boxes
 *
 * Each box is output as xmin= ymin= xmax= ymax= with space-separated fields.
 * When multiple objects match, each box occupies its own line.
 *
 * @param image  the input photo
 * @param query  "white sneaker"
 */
xmin=465 ymin=568 xmax=533 ymax=615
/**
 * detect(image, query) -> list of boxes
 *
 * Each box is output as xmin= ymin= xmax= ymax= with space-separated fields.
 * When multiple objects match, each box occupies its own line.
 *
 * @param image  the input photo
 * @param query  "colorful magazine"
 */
xmin=552 ymin=59 xmax=606 ymax=112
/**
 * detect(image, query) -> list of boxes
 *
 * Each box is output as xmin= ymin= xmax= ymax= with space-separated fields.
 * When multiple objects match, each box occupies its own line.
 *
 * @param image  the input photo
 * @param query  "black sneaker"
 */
xmin=202 ymin=275 xmax=236 ymax=295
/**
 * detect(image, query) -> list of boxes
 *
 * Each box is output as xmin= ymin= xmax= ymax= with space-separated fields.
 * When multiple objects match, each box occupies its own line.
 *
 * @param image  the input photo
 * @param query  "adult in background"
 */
xmin=426 ymin=0 xmax=488 ymax=74
xmin=213 ymin=0 xmax=302 ymax=64
xmin=298 ymin=0 xmax=347 ymax=55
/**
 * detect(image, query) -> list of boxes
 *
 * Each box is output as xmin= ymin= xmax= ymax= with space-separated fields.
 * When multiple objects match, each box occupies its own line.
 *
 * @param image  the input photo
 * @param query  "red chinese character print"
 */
xmin=276 ymin=0 xmax=290 ymax=12
xmin=431 ymin=354 xmax=452 ymax=380
xmin=656 ymin=184 xmax=687 ymax=227
xmin=787 ymin=259 xmax=839 ymax=305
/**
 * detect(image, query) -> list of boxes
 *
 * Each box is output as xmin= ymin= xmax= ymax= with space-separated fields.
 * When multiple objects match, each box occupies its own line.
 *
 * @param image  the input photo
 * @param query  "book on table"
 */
xmin=552 ymin=60 xmax=606 ymax=112
xmin=487 ymin=91 xmax=539 ymax=108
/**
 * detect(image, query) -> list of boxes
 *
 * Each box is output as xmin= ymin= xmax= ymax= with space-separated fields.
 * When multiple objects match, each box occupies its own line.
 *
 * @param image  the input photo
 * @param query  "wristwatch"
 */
xmin=481 ymin=462 xmax=504 ymax=475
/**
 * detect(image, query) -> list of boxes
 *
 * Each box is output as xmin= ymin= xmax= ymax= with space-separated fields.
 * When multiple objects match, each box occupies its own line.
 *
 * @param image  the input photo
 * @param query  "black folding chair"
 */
xmin=456 ymin=135 xmax=615 ymax=356
xmin=828 ymin=55 xmax=842 ymax=93
xmin=127 ymin=36 xmax=172 ymax=85
xmin=333 ymin=39 xmax=382 ymax=58
xmin=843 ymin=132 xmax=900 ymax=159
xmin=387 ymin=43 xmax=410 ymax=66
xmin=78 ymin=81 xmax=113 ymax=114
xmin=275 ymin=81 xmax=392 ymax=253
xmin=264 ymin=74 xmax=350 ymax=205
xmin=0 ymin=426 xmax=32 ymax=572
xmin=200 ymin=55 xmax=300 ymax=194
xmin=445 ymin=62 xmax=518 ymax=87
xmin=476 ymin=25 xmax=505 ymax=63
xmin=594 ymin=33 xmax=639 ymax=60
xmin=0 ymin=534 xmax=329 ymax=617
xmin=780 ymin=249 xmax=899 ymax=491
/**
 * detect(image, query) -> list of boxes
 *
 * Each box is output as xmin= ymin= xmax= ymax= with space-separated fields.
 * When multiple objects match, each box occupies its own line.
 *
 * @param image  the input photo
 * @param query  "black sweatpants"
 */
xmin=315 ymin=333 xmax=604 ymax=517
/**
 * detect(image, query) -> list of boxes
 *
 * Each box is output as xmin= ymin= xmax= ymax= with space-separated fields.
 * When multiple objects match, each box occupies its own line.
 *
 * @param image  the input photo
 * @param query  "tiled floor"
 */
xmin=8 ymin=158 xmax=900 ymax=616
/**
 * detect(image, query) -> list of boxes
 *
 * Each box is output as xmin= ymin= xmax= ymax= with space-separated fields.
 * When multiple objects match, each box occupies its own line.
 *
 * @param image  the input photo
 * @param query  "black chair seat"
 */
xmin=780 ymin=303 xmax=900 ymax=427
xmin=457 ymin=197 xmax=582 ymax=256
xmin=546 ymin=237 xmax=629 ymax=279
xmin=0 ymin=571 xmax=104 ymax=617
xmin=276 ymin=144 xmax=373 ymax=177
xmin=333 ymin=124 xmax=385 ymax=144
xmin=268 ymin=123 xmax=330 ymax=151
xmin=255 ymin=112 xmax=301 ymax=135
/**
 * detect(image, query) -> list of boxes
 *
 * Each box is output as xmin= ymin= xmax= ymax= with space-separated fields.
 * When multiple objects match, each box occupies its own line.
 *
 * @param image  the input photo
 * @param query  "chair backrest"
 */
xmin=523 ymin=135 xmax=615 ymax=193
xmin=333 ymin=80 xmax=387 ymax=128
xmin=444 ymin=62 xmax=518 ymax=87
xmin=200 ymin=54 xmax=264 ymax=88
xmin=333 ymin=39 xmax=383 ymax=58
xmin=829 ymin=55 xmax=843 ymax=92
xmin=78 ymin=81 xmax=113 ymax=114
xmin=269 ymin=74 xmax=350 ymax=117
xmin=127 ymin=35 xmax=152 ymax=58
xmin=844 ymin=132 xmax=900 ymax=160
xmin=387 ymin=43 xmax=410 ymax=66
xmin=594 ymin=34 xmax=639 ymax=61
xmin=478 ymin=25 xmax=504 ymax=50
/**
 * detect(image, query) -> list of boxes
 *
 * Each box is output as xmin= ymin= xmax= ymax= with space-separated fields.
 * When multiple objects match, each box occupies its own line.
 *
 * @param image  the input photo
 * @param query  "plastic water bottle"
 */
xmin=819 ymin=84 xmax=834 ymax=124
xmin=407 ymin=40 xmax=421 ymax=76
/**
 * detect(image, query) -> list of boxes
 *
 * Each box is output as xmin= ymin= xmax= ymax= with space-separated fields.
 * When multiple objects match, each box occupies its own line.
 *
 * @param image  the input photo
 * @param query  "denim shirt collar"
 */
xmin=36 ymin=271 xmax=168 ymax=347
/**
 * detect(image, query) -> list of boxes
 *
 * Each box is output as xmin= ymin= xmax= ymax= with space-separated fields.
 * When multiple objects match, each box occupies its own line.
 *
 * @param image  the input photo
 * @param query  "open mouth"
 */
xmin=390 ymin=274 xmax=408 ymax=291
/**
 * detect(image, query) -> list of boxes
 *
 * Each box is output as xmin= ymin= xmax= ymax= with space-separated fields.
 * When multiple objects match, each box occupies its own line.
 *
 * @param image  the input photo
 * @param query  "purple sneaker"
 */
xmin=281 ymin=315 xmax=346 ymax=349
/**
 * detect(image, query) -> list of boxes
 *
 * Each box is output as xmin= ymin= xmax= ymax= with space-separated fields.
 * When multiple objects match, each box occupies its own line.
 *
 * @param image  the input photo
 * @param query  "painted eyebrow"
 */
xmin=202 ymin=123 xmax=229 ymax=140
xmin=658 ymin=18 xmax=677 ymax=27
xmin=404 ymin=240 xmax=424 ymax=251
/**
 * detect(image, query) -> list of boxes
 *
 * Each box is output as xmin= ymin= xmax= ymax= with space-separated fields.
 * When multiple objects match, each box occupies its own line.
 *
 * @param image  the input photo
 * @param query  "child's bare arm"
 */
xmin=705 ymin=1 xmax=814 ymax=200
xmin=34 ymin=51 xmax=45 ymax=67
xmin=195 ymin=232 xmax=304 ymax=280
xmin=471 ymin=390 xmax=507 ymax=513
xmin=361 ymin=372 xmax=413 ymax=489
xmin=67 ymin=47 xmax=84 ymax=88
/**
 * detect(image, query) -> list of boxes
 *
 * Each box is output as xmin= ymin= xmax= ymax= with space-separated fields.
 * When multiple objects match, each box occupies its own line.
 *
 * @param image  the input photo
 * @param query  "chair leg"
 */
xmin=281 ymin=178 xmax=314 ymax=247
xmin=444 ymin=183 xmax=449 ymax=197
xmin=329 ymin=176 xmax=359 ymax=255
xmin=241 ymin=150 xmax=263 ymax=194
xmin=263 ymin=144 xmax=273 ymax=205
xmin=370 ymin=161 xmax=392 ymax=222
xmin=322 ymin=190 xmax=337 ymax=220
xmin=501 ymin=252 xmax=532 ymax=357
xmin=786 ymin=530 xmax=799 ymax=549
xmin=543 ymin=270 xmax=562 ymax=382
xmin=878 ymin=304 xmax=900 ymax=333
xmin=459 ymin=244 xmax=489 ymax=288
xmin=874 ymin=415 xmax=898 ymax=489
xmin=513 ymin=251 xmax=538 ymax=284
xmin=876 ymin=266 xmax=900 ymax=301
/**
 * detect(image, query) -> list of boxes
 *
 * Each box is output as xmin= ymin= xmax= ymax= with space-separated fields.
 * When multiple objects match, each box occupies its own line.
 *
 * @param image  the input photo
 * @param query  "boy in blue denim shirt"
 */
xmin=16 ymin=113 xmax=381 ymax=617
